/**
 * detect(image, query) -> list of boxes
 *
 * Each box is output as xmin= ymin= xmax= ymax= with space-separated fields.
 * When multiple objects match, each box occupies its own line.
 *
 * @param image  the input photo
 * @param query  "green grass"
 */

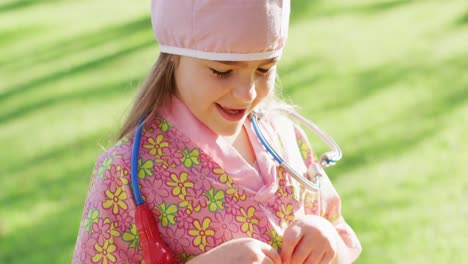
xmin=1 ymin=0 xmax=467 ymax=263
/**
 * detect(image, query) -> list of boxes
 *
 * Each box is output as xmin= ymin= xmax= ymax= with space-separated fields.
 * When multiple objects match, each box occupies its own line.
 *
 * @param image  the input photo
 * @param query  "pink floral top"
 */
xmin=72 ymin=97 xmax=361 ymax=263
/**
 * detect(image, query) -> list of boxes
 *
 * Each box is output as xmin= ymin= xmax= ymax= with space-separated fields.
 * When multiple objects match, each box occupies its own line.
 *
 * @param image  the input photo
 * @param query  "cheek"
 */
xmin=257 ymin=75 xmax=276 ymax=97
xmin=177 ymin=69 xmax=208 ymax=99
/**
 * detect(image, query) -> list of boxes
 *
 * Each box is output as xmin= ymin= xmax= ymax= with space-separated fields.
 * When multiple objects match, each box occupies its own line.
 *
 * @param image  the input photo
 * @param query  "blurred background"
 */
xmin=0 ymin=0 xmax=467 ymax=263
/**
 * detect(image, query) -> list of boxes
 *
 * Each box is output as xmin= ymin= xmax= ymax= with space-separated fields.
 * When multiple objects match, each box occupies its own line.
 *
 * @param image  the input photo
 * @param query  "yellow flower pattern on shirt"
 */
xmin=92 ymin=239 xmax=117 ymax=264
xmin=276 ymin=203 xmax=295 ymax=228
xmin=204 ymin=188 xmax=225 ymax=212
xmin=138 ymin=158 xmax=154 ymax=179
xmin=122 ymin=223 xmax=140 ymax=249
xmin=156 ymin=202 xmax=178 ymax=227
xmin=236 ymin=207 xmax=259 ymax=237
xmin=72 ymin=114 xmax=361 ymax=264
xmin=143 ymin=134 xmax=168 ymax=157
xmin=102 ymin=187 xmax=128 ymax=215
xmin=188 ymin=217 xmax=215 ymax=252
xmin=166 ymin=172 xmax=194 ymax=198
xmin=180 ymin=148 xmax=200 ymax=168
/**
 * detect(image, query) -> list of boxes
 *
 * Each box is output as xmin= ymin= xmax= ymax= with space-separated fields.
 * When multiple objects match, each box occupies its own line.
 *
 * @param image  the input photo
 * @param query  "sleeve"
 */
xmin=72 ymin=148 xmax=145 ymax=264
xmin=294 ymin=125 xmax=362 ymax=262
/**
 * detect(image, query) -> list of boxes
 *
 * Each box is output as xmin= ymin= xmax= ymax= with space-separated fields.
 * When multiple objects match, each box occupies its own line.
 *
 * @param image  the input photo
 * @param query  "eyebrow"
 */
xmin=214 ymin=57 xmax=279 ymax=67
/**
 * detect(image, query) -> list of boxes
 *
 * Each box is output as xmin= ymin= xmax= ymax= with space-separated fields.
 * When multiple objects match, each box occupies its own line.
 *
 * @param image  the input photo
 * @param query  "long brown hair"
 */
xmin=118 ymin=53 xmax=176 ymax=139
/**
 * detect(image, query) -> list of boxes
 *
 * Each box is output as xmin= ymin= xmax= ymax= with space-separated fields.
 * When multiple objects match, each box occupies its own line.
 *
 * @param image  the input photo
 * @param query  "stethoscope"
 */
xmin=128 ymin=110 xmax=342 ymax=263
xmin=130 ymin=109 xmax=341 ymax=200
xmin=250 ymin=108 xmax=341 ymax=192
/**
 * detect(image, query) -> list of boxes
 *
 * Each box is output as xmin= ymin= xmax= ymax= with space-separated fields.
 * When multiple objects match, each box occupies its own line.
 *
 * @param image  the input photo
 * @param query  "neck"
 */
xmin=225 ymin=125 xmax=256 ymax=166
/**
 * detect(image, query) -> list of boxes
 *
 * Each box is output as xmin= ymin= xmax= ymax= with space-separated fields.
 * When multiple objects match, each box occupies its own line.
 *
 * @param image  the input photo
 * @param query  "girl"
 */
xmin=72 ymin=0 xmax=361 ymax=263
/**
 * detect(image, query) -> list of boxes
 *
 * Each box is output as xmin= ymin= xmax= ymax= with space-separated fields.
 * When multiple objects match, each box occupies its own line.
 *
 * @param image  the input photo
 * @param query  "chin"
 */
xmin=213 ymin=123 xmax=243 ymax=137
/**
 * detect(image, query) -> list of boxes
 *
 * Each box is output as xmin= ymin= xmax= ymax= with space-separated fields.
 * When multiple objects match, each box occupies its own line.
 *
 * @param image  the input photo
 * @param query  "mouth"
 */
xmin=215 ymin=103 xmax=247 ymax=122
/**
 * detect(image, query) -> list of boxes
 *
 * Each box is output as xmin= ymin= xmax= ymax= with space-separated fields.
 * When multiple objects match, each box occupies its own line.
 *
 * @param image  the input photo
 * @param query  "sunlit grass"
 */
xmin=1 ymin=0 xmax=467 ymax=263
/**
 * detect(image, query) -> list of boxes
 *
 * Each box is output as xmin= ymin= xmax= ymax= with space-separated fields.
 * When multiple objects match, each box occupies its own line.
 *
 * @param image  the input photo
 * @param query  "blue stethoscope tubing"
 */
xmin=250 ymin=108 xmax=342 ymax=192
xmin=131 ymin=118 xmax=145 ymax=206
xmin=130 ymin=109 xmax=342 ymax=204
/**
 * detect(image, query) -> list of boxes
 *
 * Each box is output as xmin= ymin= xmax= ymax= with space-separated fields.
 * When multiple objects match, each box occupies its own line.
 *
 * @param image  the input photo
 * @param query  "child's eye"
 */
xmin=210 ymin=68 xmax=232 ymax=79
xmin=257 ymin=67 xmax=272 ymax=76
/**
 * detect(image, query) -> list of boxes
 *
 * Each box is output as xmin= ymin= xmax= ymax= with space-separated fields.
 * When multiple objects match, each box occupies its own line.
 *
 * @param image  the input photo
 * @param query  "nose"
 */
xmin=231 ymin=75 xmax=256 ymax=103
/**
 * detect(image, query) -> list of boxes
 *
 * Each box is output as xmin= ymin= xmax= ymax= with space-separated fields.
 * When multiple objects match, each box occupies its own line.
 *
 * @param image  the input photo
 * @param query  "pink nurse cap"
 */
xmin=151 ymin=0 xmax=290 ymax=61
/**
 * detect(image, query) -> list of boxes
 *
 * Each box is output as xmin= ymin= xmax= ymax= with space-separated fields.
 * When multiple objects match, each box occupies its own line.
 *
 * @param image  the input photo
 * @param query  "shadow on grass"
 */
xmin=290 ymin=0 xmax=412 ymax=23
xmin=345 ymin=0 xmax=411 ymax=14
xmin=280 ymin=61 xmax=402 ymax=116
xmin=0 ymin=25 xmax=42 ymax=47
xmin=0 ymin=130 xmax=109 ymax=206
xmin=328 ymin=85 xmax=467 ymax=180
xmin=321 ymin=0 xmax=412 ymax=17
xmin=0 ymin=0 xmax=59 ymax=14
xmin=1 ymin=127 xmax=109 ymax=175
xmin=0 ymin=75 xmax=141 ymax=124
xmin=0 ymin=37 xmax=154 ymax=124
xmin=453 ymin=8 xmax=468 ymax=26
xmin=1 ymin=15 xmax=152 ymax=70
xmin=307 ymin=50 xmax=467 ymax=114
xmin=0 ymin=15 xmax=153 ymax=105
xmin=320 ymin=64 xmax=418 ymax=113
xmin=0 ymin=131 xmax=118 ymax=263
xmin=0 ymin=196 xmax=90 ymax=263
xmin=277 ymin=55 xmax=328 ymax=100
xmin=279 ymin=51 xmax=468 ymax=180
xmin=0 ymin=132 xmax=105 ymax=262
xmin=290 ymin=0 xmax=322 ymax=24
xmin=278 ymin=54 xmax=326 ymax=77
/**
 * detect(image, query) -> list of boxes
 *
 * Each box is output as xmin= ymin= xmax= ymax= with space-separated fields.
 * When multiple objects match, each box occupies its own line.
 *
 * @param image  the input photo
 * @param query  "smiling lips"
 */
xmin=215 ymin=103 xmax=247 ymax=121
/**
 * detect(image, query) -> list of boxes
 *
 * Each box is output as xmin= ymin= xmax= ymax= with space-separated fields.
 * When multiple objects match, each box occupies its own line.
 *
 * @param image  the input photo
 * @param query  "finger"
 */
xmin=290 ymin=237 xmax=313 ymax=264
xmin=318 ymin=251 xmax=334 ymax=264
xmin=281 ymin=225 xmax=302 ymax=263
xmin=304 ymin=250 xmax=325 ymax=264
xmin=257 ymin=251 xmax=274 ymax=264
xmin=261 ymin=244 xmax=282 ymax=264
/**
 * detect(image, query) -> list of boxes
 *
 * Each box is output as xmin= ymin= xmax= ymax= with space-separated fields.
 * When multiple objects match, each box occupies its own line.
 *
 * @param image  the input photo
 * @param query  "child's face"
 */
xmin=174 ymin=56 xmax=278 ymax=136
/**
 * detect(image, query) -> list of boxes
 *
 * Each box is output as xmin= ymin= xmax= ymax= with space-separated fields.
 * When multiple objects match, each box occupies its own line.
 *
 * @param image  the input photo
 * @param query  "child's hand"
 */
xmin=280 ymin=215 xmax=339 ymax=264
xmin=188 ymin=237 xmax=282 ymax=264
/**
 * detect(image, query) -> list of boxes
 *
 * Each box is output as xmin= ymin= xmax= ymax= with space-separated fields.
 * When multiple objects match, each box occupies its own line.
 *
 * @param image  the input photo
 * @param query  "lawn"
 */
xmin=1 ymin=0 xmax=467 ymax=263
